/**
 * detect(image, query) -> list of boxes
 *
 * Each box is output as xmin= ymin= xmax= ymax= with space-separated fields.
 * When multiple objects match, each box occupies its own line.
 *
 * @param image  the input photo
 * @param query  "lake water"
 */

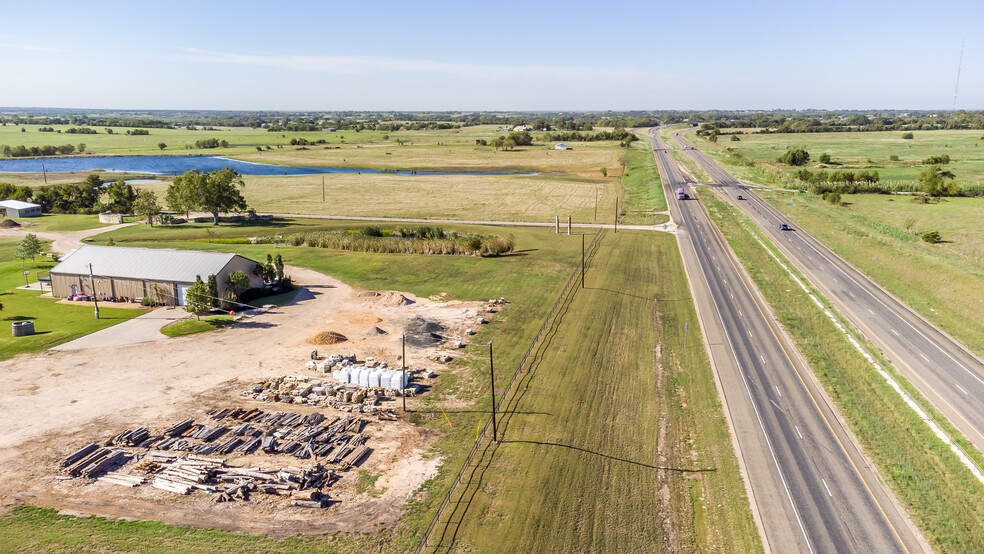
xmin=0 ymin=155 xmax=530 ymax=177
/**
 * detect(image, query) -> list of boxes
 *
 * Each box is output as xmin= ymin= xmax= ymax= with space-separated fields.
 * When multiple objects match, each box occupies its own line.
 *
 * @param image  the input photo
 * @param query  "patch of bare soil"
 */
xmin=0 ymin=265 xmax=493 ymax=536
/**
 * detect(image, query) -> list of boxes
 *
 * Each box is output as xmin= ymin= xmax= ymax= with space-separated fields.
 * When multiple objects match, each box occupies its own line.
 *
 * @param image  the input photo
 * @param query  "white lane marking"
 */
xmin=730 ymin=293 xmax=735 ymax=299
xmin=776 ymin=385 xmax=782 ymax=397
xmin=738 ymin=310 xmax=743 ymax=317
xmin=955 ymin=383 xmax=969 ymax=395
xmin=822 ymin=479 xmax=833 ymax=497
xmin=848 ymin=292 xmax=856 ymax=299
xmin=795 ymin=229 xmax=984 ymax=389
xmin=684 ymin=230 xmax=816 ymax=554
xmin=760 ymin=355 xmax=766 ymax=364
xmin=868 ymin=309 xmax=875 ymax=315
xmin=890 ymin=329 xmax=899 ymax=336
xmin=920 ymin=353 xmax=930 ymax=362
xmin=796 ymin=425 xmax=804 ymax=439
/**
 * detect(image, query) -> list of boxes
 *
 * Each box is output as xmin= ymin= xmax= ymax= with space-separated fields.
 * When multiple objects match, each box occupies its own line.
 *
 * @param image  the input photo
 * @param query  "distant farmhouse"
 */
xmin=0 ymin=200 xmax=42 ymax=218
xmin=49 ymin=245 xmax=262 ymax=306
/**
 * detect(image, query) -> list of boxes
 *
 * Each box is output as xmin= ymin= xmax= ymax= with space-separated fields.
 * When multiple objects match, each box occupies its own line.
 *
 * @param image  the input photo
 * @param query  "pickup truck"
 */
xmin=778 ymin=223 xmax=791 ymax=231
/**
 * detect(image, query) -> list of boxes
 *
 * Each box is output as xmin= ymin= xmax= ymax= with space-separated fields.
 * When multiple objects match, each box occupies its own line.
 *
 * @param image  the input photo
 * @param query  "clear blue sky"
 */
xmin=2 ymin=0 xmax=981 ymax=111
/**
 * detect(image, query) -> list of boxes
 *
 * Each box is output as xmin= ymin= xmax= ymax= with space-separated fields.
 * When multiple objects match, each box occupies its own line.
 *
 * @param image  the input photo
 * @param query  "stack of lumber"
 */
xmin=61 ymin=446 xmax=130 ymax=478
xmin=98 ymin=473 xmax=146 ymax=487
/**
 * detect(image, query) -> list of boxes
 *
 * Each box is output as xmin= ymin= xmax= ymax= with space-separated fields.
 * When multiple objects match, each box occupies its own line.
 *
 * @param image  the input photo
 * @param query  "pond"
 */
xmin=0 ymin=155 xmax=531 ymax=177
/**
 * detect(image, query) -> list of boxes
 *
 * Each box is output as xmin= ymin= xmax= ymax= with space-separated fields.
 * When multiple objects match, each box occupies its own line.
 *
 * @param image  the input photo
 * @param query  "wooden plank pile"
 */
xmin=60 ymin=446 xmax=130 ymax=478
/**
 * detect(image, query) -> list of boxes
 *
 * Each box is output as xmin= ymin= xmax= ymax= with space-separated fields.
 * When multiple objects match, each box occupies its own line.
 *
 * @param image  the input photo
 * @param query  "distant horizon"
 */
xmin=3 ymin=106 xmax=981 ymax=115
xmin=2 ymin=1 xmax=981 ymax=111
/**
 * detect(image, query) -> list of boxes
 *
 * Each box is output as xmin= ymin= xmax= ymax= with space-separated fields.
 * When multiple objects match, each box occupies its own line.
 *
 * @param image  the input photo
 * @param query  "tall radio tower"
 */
xmin=952 ymin=40 xmax=965 ymax=111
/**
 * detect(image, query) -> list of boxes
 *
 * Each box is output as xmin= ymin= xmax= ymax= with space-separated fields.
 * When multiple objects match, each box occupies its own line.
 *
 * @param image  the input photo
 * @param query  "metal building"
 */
xmin=49 ymin=245 xmax=262 ymax=306
xmin=0 ymin=200 xmax=42 ymax=218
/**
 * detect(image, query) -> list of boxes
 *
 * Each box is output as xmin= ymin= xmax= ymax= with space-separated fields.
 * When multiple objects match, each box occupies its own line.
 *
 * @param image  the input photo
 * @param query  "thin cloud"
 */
xmin=12 ymin=44 xmax=60 ymax=52
xmin=179 ymin=47 xmax=649 ymax=82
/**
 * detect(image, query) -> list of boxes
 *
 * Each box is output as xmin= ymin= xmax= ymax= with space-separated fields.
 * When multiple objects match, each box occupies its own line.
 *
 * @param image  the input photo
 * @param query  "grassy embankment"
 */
xmin=0 ymin=239 xmax=145 ymax=360
xmin=425 ymin=230 xmax=760 ymax=552
xmin=160 ymin=315 xmax=234 ymax=337
xmin=756 ymin=190 xmax=984 ymax=361
xmin=618 ymin=140 xmax=668 ymax=225
xmin=3 ymin=221 xmax=584 ymax=552
xmin=699 ymin=188 xmax=984 ymax=551
xmin=690 ymin=128 xmax=984 ymax=190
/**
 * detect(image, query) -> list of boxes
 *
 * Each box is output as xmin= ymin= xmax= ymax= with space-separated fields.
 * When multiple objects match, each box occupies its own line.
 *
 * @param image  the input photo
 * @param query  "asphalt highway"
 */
xmin=646 ymin=129 xmax=925 ymax=553
xmin=675 ymin=131 xmax=984 ymax=461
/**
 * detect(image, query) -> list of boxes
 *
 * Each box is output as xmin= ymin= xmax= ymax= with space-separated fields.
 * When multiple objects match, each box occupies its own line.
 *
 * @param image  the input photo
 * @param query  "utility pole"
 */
xmin=88 ymin=263 xmax=99 ymax=319
xmin=402 ymin=333 xmax=407 ymax=412
xmin=581 ymin=234 xmax=585 ymax=289
xmin=488 ymin=341 xmax=497 ymax=442
xmin=614 ymin=198 xmax=618 ymax=233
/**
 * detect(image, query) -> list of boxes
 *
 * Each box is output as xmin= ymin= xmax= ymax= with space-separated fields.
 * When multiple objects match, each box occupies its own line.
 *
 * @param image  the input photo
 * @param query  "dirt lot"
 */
xmin=0 ymin=265 xmax=486 ymax=535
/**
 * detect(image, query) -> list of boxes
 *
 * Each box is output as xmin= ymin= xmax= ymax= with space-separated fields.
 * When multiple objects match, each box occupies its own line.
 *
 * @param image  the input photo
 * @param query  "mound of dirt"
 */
xmin=360 ymin=290 xmax=414 ymax=306
xmin=361 ymin=326 xmax=388 ymax=338
xmin=404 ymin=317 xmax=445 ymax=348
xmin=0 ymin=219 xmax=21 ymax=228
xmin=306 ymin=330 xmax=348 ymax=345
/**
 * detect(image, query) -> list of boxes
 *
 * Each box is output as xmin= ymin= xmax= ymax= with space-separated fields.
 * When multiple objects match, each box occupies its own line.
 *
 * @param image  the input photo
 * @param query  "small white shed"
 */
xmin=554 ymin=143 xmax=568 ymax=151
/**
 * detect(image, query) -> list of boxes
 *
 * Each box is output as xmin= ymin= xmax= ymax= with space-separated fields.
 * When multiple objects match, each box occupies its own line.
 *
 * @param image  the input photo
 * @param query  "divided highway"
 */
xmin=646 ymin=129 xmax=924 ymax=553
xmin=675 ymin=131 xmax=984 ymax=460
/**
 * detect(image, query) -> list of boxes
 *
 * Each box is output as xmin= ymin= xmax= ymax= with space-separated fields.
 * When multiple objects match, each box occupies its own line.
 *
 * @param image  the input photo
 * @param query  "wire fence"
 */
xmin=414 ymin=228 xmax=607 ymax=553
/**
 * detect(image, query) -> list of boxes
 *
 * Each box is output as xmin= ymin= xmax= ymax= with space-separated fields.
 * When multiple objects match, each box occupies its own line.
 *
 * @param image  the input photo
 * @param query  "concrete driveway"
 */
xmin=52 ymin=306 xmax=190 ymax=350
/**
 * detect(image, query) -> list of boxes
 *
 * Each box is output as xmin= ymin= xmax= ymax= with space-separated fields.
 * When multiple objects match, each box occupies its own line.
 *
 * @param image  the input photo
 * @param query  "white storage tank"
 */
xmin=390 ymin=372 xmax=407 ymax=389
xmin=357 ymin=367 xmax=370 ymax=387
xmin=368 ymin=370 xmax=382 ymax=388
xmin=337 ymin=369 xmax=351 ymax=384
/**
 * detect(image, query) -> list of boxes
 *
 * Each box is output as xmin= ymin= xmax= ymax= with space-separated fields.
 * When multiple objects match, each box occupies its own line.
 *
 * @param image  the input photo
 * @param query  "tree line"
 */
xmin=1 ymin=144 xmax=84 ymax=157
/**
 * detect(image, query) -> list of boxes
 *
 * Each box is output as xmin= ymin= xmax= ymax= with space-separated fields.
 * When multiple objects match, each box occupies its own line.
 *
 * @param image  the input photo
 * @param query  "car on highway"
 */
xmin=778 ymin=223 xmax=791 ymax=231
xmin=737 ymin=194 xmax=743 ymax=200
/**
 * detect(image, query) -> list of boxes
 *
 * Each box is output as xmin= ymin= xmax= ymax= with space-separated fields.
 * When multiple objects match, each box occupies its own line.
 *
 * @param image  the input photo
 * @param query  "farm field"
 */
xmin=757 ymin=189 xmax=984 ymax=361
xmin=691 ymin=128 xmax=984 ymax=190
xmin=131 ymin=172 xmax=617 ymax=223
xmin=700 ymin=188 xmax=984 ymax=551
xmin=0 ymin=124 xmax=621 ymax=174
xmin=426 ymin=230 xmax=760 ymax=552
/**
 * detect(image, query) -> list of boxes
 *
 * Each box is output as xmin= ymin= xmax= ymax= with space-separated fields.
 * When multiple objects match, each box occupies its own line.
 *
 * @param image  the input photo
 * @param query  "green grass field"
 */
xmin=0 ymin=506 xmax=381 ymax=554
xmin=0 ymin=124 xmax=621 ymax=174
xmin=0 ymin=239 xmax=145 ymax=360
xmin=691 ymin=128 xmax=984 ymax=190
xmin=426 ymin=230 xmax=760 ymax=552
xmin=700 ymin=188 xmax=984 ymax=551
xmin=160 ymin=314 xmax=234 ymax=337
xmin=130 ymin=172 xmax=617 ymax=223
xmin=619 ymin=140 xmax=668 ymax=225
xmin=6 ymin=213 xmax=127 ymax=232
xmin=1 ymin=123 xmax=630 ymax=224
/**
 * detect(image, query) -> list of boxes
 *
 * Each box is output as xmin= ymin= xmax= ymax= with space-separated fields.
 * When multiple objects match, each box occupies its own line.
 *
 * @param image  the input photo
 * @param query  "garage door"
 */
xmin=176 ymin=284 xmax=191 ymax=306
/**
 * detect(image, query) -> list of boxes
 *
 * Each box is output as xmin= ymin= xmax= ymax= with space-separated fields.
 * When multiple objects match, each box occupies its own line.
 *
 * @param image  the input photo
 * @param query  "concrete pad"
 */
xmin=52 ymin=307 xmax=191 ymax=350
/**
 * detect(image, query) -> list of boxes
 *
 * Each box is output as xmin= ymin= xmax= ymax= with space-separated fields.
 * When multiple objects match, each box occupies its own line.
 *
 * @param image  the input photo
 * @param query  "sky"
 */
xmin=1 ymin=0 xmax=982 ymax=111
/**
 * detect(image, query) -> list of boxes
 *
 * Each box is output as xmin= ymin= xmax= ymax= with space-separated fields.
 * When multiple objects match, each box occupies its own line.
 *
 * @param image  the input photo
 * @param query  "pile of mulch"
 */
xmin=404 ymin=317 xmax=445 ymax=348
xmin=0 ymin=219 xmax=21 ymax=228
xmin=306 ymin=331 xmax=348 ymax=345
